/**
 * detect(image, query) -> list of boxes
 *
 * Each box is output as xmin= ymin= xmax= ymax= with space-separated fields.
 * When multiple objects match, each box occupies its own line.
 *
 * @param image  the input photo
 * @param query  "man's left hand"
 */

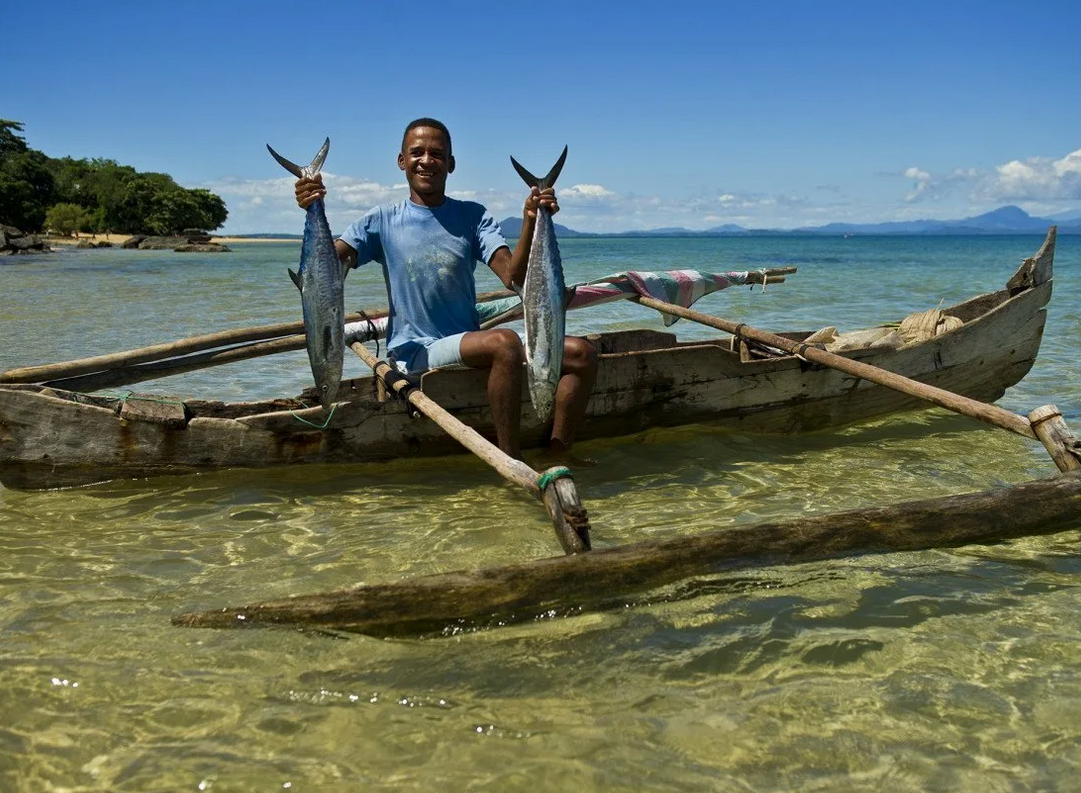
xmin=524 ymin=187 xmax=559 ymax=220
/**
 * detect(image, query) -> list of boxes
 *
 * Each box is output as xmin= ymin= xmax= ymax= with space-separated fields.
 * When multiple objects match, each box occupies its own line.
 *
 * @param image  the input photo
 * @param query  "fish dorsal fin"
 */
xmin=509 ymin=145 xmax=568 ymax=190
xmin=267 ymin=137 xmax=330 ymax=179
xmin=288 ymin=268 xmax=302 ymax=292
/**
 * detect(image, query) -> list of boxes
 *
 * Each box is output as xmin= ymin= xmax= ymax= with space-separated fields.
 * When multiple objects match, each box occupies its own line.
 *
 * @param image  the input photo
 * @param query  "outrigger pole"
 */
xmin=348 ymin=341 xmax=591 ymax=555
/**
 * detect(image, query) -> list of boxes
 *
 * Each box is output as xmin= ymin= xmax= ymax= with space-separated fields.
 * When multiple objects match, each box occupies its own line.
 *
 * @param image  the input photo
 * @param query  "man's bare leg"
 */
xmin=459 ymin=328 xmax=524 ymax=458
xmin=549 ymin=336 xmax=598 ymax=453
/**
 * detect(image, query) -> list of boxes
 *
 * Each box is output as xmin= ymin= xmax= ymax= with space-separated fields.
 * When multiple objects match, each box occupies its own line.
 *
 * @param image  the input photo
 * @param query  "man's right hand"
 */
xmin=295 ymin=174 xmax=326 ymax=209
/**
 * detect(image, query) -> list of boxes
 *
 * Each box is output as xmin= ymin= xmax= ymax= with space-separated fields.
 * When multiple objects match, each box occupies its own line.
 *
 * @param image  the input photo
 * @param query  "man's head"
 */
xmin=399 ymin=118 xmax=455 ymax=205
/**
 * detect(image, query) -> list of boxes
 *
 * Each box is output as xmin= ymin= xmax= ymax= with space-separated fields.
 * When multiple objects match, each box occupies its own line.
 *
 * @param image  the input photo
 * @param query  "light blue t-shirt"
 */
xmin=339 ymin=197 xmax=508 ymax=370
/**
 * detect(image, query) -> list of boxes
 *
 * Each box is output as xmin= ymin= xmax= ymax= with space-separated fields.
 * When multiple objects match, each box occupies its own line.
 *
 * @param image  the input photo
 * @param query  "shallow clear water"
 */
xmin=1 ymin=234 xmax=1080 ymax=791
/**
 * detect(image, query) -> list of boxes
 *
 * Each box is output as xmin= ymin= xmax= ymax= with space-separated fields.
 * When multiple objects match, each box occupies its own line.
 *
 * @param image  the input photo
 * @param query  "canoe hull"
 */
xmin=0 ymin=231 xmax=1057 ymax=490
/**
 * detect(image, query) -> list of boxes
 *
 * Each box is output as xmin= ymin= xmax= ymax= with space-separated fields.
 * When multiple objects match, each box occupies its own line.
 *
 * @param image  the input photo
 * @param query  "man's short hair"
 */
xmin=402 ymin=118 xmax=452 ymax=155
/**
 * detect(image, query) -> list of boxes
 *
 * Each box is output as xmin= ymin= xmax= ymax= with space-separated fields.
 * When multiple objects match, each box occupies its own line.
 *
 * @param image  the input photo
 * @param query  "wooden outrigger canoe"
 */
xmin=169 ymin=230 xmax=1081 ymax=637
xmin=2 ymin=228 xmax=1077 ymax=635
xmin=0 ymin=228 xmax=1060 ymax=491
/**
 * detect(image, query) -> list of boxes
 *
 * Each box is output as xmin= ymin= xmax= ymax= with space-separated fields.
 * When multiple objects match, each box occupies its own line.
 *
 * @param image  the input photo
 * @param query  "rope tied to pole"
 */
xmin=537 ymin=466 xmax=573 ymax=491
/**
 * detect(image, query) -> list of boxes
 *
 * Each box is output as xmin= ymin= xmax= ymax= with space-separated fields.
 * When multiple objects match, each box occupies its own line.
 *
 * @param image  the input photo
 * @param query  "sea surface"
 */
xmin=1 ymin=233 xmax=1080 ymax=791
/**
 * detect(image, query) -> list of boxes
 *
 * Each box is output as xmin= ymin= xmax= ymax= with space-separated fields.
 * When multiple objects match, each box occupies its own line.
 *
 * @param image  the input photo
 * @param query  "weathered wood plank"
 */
xmin=172 ymin=471 xmax=1081 ymax=636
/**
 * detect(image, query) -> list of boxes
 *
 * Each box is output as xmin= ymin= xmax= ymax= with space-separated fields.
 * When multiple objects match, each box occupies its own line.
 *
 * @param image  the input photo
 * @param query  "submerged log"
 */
xmin=173 ymin=471 xmax=1081 ymax=637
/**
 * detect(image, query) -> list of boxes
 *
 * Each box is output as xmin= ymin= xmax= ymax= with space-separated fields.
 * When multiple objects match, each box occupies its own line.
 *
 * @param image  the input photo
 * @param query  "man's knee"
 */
xmin=463 ymin=328 xmax=523 ymax=368
xmin=563 ymin=337 xmax=598 ymax=375
xmin=489 ymin=328 xmax=524 ymax=365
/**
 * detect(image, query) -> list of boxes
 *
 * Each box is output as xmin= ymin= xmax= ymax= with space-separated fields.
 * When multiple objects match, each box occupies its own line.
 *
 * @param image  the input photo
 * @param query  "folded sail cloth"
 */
xmin=575 ymin=269 xmax=756 ymax=326
xmin=344 ymin=269 xmax=758 ymax=343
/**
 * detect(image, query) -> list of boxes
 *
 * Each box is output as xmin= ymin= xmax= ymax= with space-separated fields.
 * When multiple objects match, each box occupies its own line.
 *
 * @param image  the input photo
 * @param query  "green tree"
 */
xmin=1 ymin=120 xmax=55 ymax=230
xmin=0 ymin=150 xmax=55 ymax=231
xmin=189 ymin=189 xmax=228 ymax=230
xmin=45 ymin=202 xmax=90 ymax=237
xmin=0 ymin=119 xmax=30 ymax=158
xmin=1 ymin=120 xmax=228 ymax=234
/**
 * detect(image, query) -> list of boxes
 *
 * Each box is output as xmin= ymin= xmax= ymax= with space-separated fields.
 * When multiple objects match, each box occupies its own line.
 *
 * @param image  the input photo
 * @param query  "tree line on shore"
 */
xmin=0 ymin=119 xmax=227 ymax=237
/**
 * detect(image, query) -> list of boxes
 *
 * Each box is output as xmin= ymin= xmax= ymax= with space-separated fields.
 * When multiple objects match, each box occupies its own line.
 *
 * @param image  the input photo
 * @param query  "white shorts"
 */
xmin=393 ymin=332 xmax=470 ymax=376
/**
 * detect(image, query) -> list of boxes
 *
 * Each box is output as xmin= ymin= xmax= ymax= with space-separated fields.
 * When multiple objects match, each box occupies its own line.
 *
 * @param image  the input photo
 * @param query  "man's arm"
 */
xmin=335 ymin=238 xmax=357 ymax=268
xmin=488 ymin=186 xmax=559 ymax=289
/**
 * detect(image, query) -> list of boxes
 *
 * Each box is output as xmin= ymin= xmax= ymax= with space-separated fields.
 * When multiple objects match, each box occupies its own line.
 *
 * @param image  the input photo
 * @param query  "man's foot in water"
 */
xmin=532 ymin=440 xmax=598 ymax=469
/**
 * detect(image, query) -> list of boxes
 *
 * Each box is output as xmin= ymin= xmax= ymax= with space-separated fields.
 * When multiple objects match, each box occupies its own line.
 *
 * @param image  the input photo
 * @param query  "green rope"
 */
xmin=289 ymin=402 xmax=338 ymax=429
xmin=537 ymin=466 xmax=573 ymax=491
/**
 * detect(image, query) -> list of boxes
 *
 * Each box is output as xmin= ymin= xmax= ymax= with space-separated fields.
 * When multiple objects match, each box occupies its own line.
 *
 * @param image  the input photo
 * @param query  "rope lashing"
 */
xmin=537 ymin=466 xmax=573 ymax=491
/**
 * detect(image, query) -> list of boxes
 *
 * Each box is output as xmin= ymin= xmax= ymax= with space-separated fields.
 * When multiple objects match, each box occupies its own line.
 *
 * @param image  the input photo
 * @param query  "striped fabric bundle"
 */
xmin=345 ymin=269 xmax=757 ymax=343
xmin=571 ymin=269 xmax=754 ymax=326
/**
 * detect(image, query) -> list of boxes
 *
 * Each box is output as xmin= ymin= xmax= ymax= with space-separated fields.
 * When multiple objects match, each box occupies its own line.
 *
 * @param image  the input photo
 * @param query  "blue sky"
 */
xmin=5 ymin=0 xmax=1079 ymax=234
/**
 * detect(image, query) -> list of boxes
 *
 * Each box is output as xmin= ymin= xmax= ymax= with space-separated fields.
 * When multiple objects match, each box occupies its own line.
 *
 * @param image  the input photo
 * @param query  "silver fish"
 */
xmin=510 ymin=146 xmax=568 ymax=423
xmin=266 ymin=138 xmax=346 ymax=410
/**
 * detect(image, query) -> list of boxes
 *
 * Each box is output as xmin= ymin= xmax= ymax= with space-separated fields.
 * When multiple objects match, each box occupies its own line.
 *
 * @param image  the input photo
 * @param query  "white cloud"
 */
xmin=900 ymin=148 xmax=1081 ymax=206
xmin=904 ymin=166 xmax=932 ymax=201
xmin=561 ymin=183 xmax=614 ymax=200
xmin=983 ymin=149 xmax=1081 ymax=200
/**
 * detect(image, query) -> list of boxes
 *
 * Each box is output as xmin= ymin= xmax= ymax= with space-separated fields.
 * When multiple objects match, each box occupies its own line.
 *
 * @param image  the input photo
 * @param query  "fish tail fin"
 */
xmin=288 ymin=268 xmax=302 ymax=291
xmin=510 ymin=145 xmax=568 ymax=190
xmin=307 ymin=137 xmax=330 ymax=175
xmin=267 ymin=137 xmax=330 ymax=178
xmin=267 ymin=145 xmax=304 ymax=178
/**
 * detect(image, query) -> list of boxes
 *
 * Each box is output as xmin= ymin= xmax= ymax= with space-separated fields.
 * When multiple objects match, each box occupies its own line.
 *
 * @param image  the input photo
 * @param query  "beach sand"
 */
xmin=44 ymin=233 xmax=131 ymax=247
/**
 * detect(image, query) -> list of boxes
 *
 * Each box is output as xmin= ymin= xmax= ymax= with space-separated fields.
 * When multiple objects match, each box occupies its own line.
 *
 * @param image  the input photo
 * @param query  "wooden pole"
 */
xmin=633 ymin=295 xmax=1039 ymax=441
xmin=43 ymin=335 xmax=308 ymax=392
xmin=1028 ymin=405 xmax=1081 ymax=473
xmin=0 ymin=288 xmax=516 ymax=385
xmin=348 ymin=342 xmax=591 ymax=554
xmin=1 ymin=318 xmax=323 ymax=384
xmin=172 ymin=470 xmax=1081 ymax=635
xmin=479 ymin=267 xmax=796 ymax=331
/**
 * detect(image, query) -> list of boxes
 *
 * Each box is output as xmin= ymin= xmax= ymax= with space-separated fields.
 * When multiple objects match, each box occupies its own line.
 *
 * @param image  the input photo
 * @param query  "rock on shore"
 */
xmin=0 ymin=225 xmax=52 ymax=255
xmin=121 ymin=231 xmax=231 ymax=252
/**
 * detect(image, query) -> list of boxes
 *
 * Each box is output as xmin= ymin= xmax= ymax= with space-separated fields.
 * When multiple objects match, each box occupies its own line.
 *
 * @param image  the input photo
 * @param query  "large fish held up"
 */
xmin=266 ymin=138 xmax=346 ymax=410
xmin=509 ymin=146 xmax=568 ymax=423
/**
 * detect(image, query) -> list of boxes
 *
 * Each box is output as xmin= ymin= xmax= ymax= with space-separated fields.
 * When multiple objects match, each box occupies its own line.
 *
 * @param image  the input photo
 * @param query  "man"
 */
xmin=293 ymin=118 xmax=598 ymax=460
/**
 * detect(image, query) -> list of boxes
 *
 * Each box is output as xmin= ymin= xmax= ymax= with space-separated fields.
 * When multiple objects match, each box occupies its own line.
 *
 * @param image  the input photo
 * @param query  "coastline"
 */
xmin=44 ymin=234 xmax=299 ymax=247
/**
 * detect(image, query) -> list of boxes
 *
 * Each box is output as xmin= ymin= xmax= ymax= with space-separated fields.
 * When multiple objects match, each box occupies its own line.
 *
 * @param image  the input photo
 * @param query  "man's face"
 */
xmin=398 ymin=126 xmax=454 ymax=201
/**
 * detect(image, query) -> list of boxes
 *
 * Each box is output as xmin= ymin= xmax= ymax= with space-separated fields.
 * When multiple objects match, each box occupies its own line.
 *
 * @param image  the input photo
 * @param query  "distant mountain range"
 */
xmin=498 ymin=205 xmax=1081 ymax=238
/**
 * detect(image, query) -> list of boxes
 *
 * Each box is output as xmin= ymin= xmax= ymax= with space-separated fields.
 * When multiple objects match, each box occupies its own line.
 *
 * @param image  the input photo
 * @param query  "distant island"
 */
xmin=498 ymin=205 xmax=1081 ymax=238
